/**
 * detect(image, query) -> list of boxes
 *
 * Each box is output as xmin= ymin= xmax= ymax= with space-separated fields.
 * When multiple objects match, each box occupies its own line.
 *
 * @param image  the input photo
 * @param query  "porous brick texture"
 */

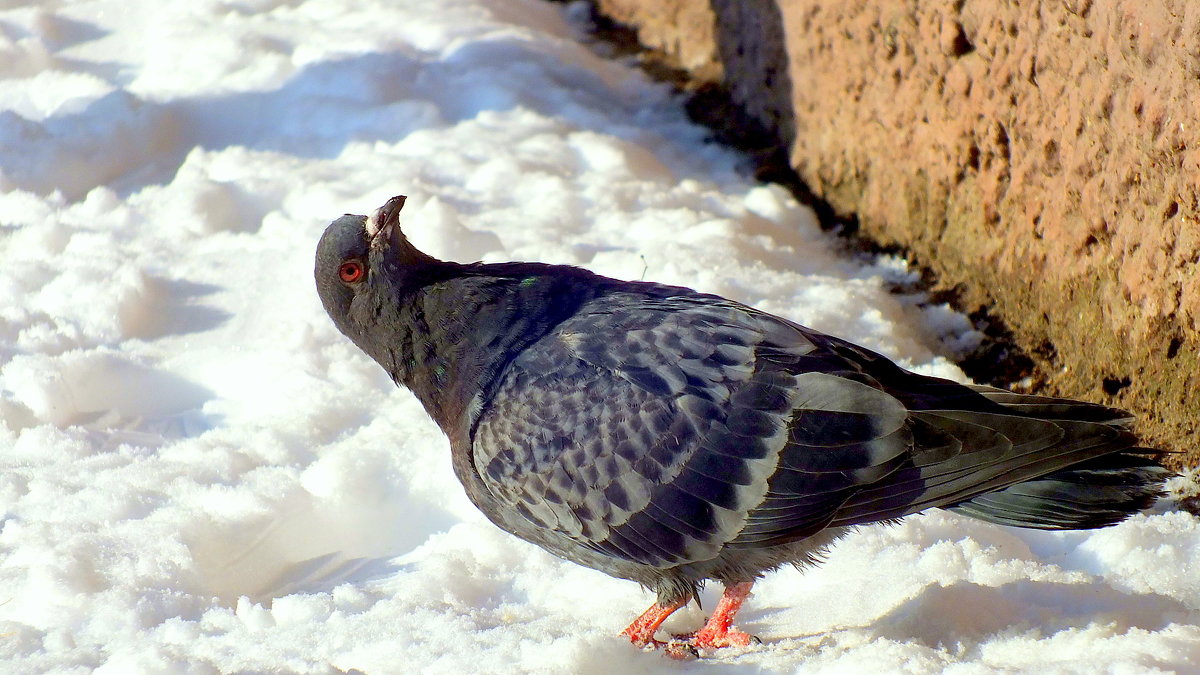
xmin=591 ymin=0 xmax=1200 ymax=468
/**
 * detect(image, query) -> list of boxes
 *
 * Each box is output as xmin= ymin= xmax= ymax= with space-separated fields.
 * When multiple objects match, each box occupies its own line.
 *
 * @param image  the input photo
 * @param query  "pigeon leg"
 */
xmin=620 ymin=598 xmax=688 ymax=648
xmin=679 ymin=581 xmax=757 ymax=649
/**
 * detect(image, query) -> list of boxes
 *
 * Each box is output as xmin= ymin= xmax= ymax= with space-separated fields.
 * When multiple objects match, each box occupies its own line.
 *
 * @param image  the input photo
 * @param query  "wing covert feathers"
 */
xmin=469 ymin=291 xmax=1166 ymax=569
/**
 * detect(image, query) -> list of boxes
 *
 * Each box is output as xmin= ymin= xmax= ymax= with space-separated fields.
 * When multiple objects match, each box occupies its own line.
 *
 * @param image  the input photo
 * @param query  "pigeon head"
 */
xmin=314 ymin=195 xmax=440 ymax=340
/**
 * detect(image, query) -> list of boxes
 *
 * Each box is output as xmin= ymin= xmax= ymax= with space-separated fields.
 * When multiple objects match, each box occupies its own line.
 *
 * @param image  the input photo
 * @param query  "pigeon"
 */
xmin=315 ymin=194 xmax=1169 ymax=655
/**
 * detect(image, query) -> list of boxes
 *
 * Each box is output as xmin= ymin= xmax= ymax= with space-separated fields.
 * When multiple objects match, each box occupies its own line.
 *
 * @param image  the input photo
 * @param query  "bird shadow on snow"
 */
xmin=689 ymin=580 xmax=1195 ymax=672
xmin=845 ymin=578 xmax=1192 ymax=652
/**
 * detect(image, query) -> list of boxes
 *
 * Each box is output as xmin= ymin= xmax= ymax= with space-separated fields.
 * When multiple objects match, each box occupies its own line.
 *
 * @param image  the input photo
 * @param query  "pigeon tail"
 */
xmin=946 ymin=452 xmax=1169 ymax=529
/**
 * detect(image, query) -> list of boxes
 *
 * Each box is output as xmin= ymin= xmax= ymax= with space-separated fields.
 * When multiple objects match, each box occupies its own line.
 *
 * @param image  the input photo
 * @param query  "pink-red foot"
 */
xmin=620 ymin=599 xmax=700 ymax=659
xmin=621 ymin=582 xmax=759 ymax=658
xmin=674 ymin=581 xmax=759 ymax=652
xmin=621 ymin=598 xmax=686 ymax=650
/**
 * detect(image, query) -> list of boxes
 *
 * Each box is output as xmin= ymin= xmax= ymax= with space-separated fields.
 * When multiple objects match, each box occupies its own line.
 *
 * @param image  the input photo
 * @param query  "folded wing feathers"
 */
xmin=472 ymin=291 xmax=1162 ymax=572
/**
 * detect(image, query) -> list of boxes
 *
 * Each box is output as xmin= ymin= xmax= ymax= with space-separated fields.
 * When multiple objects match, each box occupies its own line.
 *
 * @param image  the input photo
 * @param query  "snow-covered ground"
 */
xmin=1 ymin=0 xmax=1198 ymax=672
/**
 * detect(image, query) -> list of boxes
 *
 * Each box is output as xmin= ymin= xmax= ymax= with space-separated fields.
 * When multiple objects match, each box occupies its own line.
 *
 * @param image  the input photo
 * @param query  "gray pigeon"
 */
xmin=315 ymin=195 xmax=1169 ymax=655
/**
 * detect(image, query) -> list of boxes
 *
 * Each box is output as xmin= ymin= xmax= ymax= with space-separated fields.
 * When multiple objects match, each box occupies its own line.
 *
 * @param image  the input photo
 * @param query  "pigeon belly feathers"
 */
xmin=315 ymin=195 xmax=1169 ymax=656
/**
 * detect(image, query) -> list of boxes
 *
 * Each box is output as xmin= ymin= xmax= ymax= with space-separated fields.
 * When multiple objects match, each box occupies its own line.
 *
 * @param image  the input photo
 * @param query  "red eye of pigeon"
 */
xmin=338 ymin=260 xmax=364 ymax=283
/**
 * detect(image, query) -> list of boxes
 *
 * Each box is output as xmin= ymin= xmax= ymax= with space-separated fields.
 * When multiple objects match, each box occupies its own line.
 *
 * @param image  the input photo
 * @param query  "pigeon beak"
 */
xmin=367 ymin=194 xmax=408 ymax=252
xmin=364 ymin=194 xmax=438 ymax=266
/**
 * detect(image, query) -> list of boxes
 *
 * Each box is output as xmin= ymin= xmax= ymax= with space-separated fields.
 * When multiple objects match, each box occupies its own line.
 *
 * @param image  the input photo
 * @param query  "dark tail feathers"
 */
xmin=947 ymin=452 xmax=1170 ymax=530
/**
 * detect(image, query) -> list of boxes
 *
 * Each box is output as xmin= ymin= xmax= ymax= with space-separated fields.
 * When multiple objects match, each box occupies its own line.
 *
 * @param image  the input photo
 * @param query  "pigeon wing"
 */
xmin=470 ymin=293 xmax=914 ymax=568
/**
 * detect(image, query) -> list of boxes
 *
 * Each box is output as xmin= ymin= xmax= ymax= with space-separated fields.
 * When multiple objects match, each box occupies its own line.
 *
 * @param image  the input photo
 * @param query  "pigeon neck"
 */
xmin=374 ymin=267 xmax=601 ymax=444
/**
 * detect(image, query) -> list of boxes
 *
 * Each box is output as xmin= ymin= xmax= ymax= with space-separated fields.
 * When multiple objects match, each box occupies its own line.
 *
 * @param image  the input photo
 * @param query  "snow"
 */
xmin=1 ymin=0 xmax=1197 ymax=672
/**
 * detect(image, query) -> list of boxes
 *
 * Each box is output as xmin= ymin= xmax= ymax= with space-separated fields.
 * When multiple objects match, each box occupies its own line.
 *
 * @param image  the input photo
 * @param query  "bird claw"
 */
xmin=673 ymin=627 xmax=760 ymax=650
xmin=623 ymin=635 xmax=698 ymax=660
xmin=663 ymin=640 xmax=700 ymax=660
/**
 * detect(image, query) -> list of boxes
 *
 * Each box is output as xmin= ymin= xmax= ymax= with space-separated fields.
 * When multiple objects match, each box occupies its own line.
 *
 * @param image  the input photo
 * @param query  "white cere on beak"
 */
xmin=365 ymin=210 xmax=383 ymax=238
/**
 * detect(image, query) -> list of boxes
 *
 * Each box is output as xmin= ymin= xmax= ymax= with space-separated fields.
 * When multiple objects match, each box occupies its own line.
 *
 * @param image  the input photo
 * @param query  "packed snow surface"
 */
xmin=2 ymin=0 xmax=1198 ymax=672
